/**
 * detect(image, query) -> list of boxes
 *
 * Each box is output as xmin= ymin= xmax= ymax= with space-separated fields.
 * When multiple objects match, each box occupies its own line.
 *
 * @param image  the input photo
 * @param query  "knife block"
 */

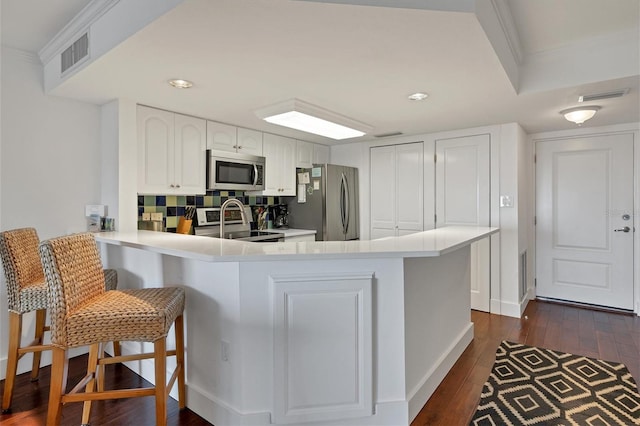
xmin=177 ymin=217 xmax=193 ymax=235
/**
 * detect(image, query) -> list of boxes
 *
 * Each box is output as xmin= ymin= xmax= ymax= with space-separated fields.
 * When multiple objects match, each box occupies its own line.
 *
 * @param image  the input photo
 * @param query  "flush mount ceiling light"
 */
xmin=255 ymin=98 xmax=372 ymax=140
xmin=408 ymin=92 xmax=429 ymax=101
xmin=168 ymin=79 xmax=193 ymax=89
xmin=560 ymin=106 xmax=601 ymax=125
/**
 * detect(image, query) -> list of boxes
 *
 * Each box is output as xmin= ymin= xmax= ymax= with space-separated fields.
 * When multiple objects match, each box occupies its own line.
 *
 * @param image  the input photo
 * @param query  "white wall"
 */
xmin=0 ymin=47 xmax=103 ymax=377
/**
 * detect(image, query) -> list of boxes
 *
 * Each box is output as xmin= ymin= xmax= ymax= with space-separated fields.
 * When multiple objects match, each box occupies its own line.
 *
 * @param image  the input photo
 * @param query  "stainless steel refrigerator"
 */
xmin=287 ymin=164 xmax=359 ymax=241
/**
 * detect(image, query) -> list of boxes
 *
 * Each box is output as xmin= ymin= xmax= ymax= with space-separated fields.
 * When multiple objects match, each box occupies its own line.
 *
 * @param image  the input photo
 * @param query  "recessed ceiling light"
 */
xmin=408 ymin=92 xmax=429 ymax=101
xmin=168 ymin=79 xmax=193 ymax=89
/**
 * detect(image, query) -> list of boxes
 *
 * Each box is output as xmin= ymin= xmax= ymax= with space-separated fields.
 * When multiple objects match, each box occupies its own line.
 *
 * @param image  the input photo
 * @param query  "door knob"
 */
xmin=614 ymin=226 xmax=631 ymax=233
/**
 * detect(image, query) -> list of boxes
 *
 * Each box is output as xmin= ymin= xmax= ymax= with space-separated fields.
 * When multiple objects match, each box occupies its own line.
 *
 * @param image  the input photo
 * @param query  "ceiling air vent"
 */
xmin=374 ymin=131 xmax=403 ymax=138
xmin=579 ymin=88 xmax=629 ymax=103
xmin=61 ymin=33 xmax=89 ymax=74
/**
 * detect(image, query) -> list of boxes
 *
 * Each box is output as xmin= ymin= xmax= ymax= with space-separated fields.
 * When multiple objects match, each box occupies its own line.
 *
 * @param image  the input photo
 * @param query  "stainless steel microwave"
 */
xmin=207 ymin=150 xmax=265 ymax=191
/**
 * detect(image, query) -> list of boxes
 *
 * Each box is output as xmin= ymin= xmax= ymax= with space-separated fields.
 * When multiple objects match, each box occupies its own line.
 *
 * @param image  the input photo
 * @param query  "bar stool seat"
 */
xmin=39 ymin=232 xmax=185 ymax=426
xmin=0 ymin=227 xmax=118 ymax=413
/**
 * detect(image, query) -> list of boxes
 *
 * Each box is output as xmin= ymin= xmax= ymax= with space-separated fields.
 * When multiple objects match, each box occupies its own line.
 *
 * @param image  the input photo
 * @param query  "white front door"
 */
xmin=536 ymin=134 xmax=635 ymax=310
xmin=436 ymin=134 xmax=491 ymax=312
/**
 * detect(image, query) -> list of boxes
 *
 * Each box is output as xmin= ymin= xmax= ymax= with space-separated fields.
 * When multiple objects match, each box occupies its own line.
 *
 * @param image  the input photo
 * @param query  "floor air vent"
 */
xmin=61 ymin=33 xmax=89 ymax=74
xmin=579 ymin=88 xmax=629 ymax=102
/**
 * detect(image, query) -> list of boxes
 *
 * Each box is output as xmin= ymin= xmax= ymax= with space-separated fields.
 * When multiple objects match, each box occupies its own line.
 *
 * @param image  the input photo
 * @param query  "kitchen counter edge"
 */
xmin=95 ymin=226 xmax=498 ymax=263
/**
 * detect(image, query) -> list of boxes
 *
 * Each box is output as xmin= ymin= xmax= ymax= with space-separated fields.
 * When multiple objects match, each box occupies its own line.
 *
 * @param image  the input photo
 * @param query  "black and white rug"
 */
xmin=470 ymin=341 xmax=640 ymax=425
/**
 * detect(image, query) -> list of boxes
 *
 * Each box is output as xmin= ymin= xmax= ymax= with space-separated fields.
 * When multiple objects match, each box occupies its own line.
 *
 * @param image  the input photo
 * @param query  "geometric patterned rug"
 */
xmin=469 ymin=341 xmax=640 ymax=425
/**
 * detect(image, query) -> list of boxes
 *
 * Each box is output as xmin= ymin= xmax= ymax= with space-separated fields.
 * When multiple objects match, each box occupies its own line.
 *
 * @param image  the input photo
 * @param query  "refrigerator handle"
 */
xmin=341 ymin=172 xmax=349 ymax=235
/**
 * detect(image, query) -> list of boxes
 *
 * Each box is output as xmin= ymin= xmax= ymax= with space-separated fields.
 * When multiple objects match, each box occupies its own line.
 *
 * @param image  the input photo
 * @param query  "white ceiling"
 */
xmin=2 ymin=0 xmax=639 ymax=145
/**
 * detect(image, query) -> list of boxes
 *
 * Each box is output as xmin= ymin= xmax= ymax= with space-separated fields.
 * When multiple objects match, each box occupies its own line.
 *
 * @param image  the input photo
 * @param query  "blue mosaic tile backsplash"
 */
xmin=138 ymin=190 xmax=282 ymax=233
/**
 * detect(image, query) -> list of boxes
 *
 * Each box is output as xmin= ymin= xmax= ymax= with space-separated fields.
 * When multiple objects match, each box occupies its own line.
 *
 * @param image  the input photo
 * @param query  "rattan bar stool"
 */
xmin=39 ymin=232 xmax=185 ymax=426
xmin=0 ymin=227 xmax=119 ymax=413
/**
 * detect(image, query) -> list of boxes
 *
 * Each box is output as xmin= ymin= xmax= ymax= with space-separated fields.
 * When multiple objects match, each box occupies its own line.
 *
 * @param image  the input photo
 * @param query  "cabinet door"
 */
xmin=279 ymin=136 xmax=297 ymax=195
xmin=206 ymin=121 xmax=237 ymax=152
xmin=370 ymin=146 xmax=397 ymax=234
xmin=237 ymin=127 xmax=263 ymax=156
xmin=260 ymin=134 xmax=297 ymax=196
xmin=174 ymin=113 xmax=206 ymax=194
xmin=137 ymin=106 xmax=175 ymax=194
xmin=313 ymin=144 xmax=330 ymax=164
xmin=296 ymin=140 xmax=314 ymax=168
xmin=396 ymin=143 xmax=423 ymax=233
xmin=262 ymin=133 xmax=282 ymax=194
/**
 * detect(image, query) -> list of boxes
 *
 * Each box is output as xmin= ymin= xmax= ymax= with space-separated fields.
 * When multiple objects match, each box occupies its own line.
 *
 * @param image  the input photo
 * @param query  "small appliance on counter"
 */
xmin=269 ymin=204 xmax=289 ymax=229
xmin=194 ymin=206 xmax=284 ymax=242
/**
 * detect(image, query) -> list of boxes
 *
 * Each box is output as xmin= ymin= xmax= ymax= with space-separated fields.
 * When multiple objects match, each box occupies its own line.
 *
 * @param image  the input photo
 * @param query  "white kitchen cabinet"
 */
xmin=296 ymin=140 xmax=314 ymax=168
xmin=251 ymin=133 xmax=296 ymax=196
xmin=285 ymin=234 xmax=316 ymax=242
xmin=207 ymin=122 xmax=263 ymax=156
xmin=137 ymin=106 xmax=206 ymax=195
xmin=237 ymin=127 xmax=263 ymax=156
xmin=313 ymin=143 xmax=330 ymax=164
xmin=370 ymin=142 xmax=423 ymax=238
xmin=206 ymin=121 xmax=237 ymax=153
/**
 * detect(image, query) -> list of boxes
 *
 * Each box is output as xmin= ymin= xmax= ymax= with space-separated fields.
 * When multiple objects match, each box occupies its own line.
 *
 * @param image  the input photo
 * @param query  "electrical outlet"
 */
xmin=221 ymin=340 xmax=230 ymax=362
xmin=151 ymin=212 xmax=163 ymax=221
xmin=142 ymin=213 xmax=151 ymax=221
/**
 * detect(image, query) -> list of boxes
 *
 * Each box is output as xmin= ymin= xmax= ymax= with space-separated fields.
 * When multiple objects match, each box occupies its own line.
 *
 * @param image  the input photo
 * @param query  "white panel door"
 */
xmin=370 ymin=145 xmax=397 ymax=235
xmin=436 ymin=134 xmax=490 ymax=312
xmin=396 ymin=143 xmax=424 ymax=233
xmin=536 ymin=134 xmax=634 ymax=310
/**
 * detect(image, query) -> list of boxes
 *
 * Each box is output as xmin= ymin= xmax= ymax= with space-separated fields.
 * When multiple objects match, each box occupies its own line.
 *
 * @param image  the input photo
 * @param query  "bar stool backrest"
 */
xmin=0 ymin=228 xmax=46 ymax=313
xmin=39 ymin=233 xmax=106 ymax=347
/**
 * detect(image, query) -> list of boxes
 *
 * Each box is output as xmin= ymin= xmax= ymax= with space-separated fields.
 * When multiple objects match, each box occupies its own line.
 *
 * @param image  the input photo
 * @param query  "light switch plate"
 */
xmin=500 ymin=195 xmax=513 ymax=208
xmin=151 ymin=212 xmax=163 ymax=221
xmin=85 ymin=204 xmax=106 ymax=217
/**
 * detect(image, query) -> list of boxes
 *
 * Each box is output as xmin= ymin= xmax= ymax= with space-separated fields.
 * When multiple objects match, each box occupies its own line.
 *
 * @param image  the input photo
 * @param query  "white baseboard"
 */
xmin=407 ymin=323 xmax=474 ymax=422
xmin=500 ymin=300 xmax=525 ymax=318
xmin=0 ymin=346 xmax=88 ymax=381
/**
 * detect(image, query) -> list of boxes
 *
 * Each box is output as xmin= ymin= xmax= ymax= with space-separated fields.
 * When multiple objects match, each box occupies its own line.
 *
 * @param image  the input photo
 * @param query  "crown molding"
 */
xmin=488 ymin=0 xmax=523 ymax=65
xmin=2 ymin=46 xmax=41 ymax=64
xmin=38 ymin=0 xmax=120 ymax=65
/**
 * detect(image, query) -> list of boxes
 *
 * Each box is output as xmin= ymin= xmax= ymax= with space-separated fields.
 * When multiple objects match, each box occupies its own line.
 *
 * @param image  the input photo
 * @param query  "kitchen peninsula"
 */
xmin=96 ymin=226 xmax=497 ymax=426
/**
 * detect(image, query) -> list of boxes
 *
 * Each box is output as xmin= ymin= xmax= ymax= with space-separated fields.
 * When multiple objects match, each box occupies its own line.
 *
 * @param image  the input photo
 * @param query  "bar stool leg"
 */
xmin=2 ymin=311 xmax=22 ymax=413
xmin=47 ymin=347 xmax=69 ymax=426
xmin=113 ymin=340 xmax=121 ymax=357
xmin=154 ymin=337 xmax=167 ymax=426
xmin=175 ymin=315 xmax=186 ymax=409
xmin=81 ymin=343 xmax=100 ymax=426
xmin=30 ymin=309 xmax=47 ymax=381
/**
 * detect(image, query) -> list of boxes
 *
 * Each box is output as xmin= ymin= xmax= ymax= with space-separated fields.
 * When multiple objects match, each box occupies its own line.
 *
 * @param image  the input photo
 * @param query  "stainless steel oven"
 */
xmin=194 ymin=207 xmax=284 ymax=242
xmin=207 ymin=150 xmax=265 ymax=191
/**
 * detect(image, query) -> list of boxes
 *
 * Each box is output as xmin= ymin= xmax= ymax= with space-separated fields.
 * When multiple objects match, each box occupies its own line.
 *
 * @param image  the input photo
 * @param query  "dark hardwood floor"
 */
xmin=1 ymin=300 xmax=638 ymax=425
xmin=412 ymin=300 xmax=640 ymax=426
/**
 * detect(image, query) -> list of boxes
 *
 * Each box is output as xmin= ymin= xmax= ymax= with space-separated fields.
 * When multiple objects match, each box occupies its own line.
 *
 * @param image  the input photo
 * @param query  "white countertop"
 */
xmin=96 ymin=226 xmax=498 ymax=262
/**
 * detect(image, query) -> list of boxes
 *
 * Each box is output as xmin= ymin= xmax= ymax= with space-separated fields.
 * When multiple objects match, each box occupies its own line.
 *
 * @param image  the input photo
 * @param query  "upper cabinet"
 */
xmin=237 ymin=127 xmax=263 ymax=156
xmin=138 ymin=106 xmax=207 ymax=195
xmin=252 ymin=133 xmax=296 ymax=196
xmin=313 ymin=143 xmax=330 ymax=164
xmin=207 ymin=121 xmax=263 ymax=156
xmin=297 ymin=140 xmax=330 ymax=168
xmin=296 ymin=140 xmax=314 ymax=168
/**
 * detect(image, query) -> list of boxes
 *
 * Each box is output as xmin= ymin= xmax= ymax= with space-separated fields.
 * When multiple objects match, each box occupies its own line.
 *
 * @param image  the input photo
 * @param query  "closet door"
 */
xmin=436 ymin=134 xmax=490 ymax=312
xmin=370 ymin=145 xmax=397 ymax=239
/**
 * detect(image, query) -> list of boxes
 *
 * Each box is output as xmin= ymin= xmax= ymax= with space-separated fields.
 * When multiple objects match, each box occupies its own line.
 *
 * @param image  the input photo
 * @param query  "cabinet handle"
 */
xmin=170 ymin=184 xmax=175 ymax=188
xmin=176 ymin=184 xmax=181 ymax=188
xmin=237 ymin=145 xmax=242 ymax=149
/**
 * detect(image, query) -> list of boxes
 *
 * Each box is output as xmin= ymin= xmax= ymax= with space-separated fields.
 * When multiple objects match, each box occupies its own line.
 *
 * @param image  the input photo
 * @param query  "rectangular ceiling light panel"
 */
xmin=256 ymin=99 xmax=372 ymax=140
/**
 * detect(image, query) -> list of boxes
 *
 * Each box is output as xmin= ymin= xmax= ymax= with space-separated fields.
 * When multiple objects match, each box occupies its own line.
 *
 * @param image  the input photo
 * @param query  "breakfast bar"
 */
xmin=96 ymin=226 xmax=497 ymax=426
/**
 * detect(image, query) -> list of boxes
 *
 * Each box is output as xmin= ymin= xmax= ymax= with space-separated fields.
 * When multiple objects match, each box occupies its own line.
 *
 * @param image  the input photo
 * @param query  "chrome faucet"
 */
xmin=219 ymin=198 xmax=249 ymax=238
